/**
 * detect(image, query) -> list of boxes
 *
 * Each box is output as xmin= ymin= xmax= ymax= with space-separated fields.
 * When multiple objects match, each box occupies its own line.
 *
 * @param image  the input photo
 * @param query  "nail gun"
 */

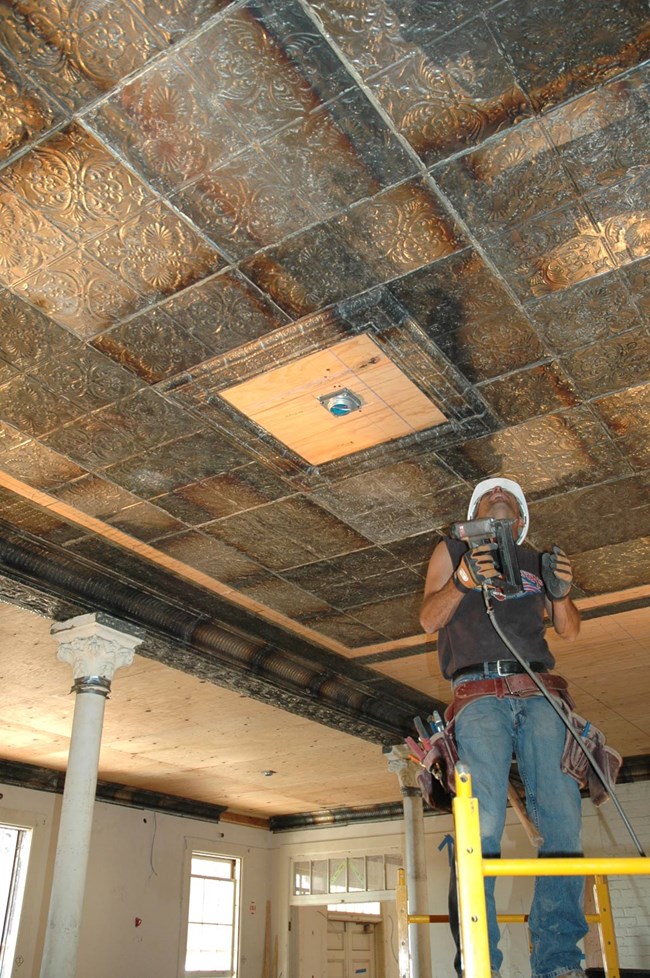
xmin=450 ymin=517 xmax=525 ymax=598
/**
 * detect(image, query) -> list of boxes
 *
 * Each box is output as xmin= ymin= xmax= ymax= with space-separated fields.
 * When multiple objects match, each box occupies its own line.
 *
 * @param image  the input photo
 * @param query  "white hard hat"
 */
xmin=467 ymin=478 xmax=529 ymax=544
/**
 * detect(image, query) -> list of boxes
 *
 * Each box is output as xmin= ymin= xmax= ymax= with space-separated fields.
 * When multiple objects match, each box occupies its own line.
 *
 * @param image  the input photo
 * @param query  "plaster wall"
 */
xmin=1 ymin=780 xmax=649 ymax=978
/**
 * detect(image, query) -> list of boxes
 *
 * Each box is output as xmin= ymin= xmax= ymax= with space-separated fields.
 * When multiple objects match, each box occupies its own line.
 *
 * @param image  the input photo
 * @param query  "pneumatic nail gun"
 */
xmin=450 ymin=517 xmax=525 ymax=598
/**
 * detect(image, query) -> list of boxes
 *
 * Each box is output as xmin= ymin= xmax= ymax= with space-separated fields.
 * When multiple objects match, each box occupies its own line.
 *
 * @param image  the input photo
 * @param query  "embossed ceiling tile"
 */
xmin=241 ymin=223 xmax=375 ymax=318
xmin=183 ymin=0 xmax=354 ymax=139
xmin=438 ymin=407 xmax=632 ymax=498
xmin=382 ymin=530 xmax=438 ymax=573
xmin=87 ymin=58 xmax=247 ymax=195
xmin=181 ymin=11 xmax=315 ymax=139
xmin=571 ymin=538 xmax=650 ymax=596
xmin=262 ymin=112 xmax=383 ymax=220
xmin=335 ymin=178 xmax=464 ymax=278
xmin=585 ymin=170 xmax=650 ymax=270
xmin=298 ymin=611 xmax=385 ymax=646
xmin=132 ymin=0 xmax=231 ymax=42
xmin=525 ymin=269 xmax=642 ymax=353
xmin=543 ymin=66 xmax=650 ymax=193
xmin=15 ymin=248 xmax=142 ymax=337
xmin=350 ymin=591 xmax=423 ymax=640
xmin=172 ymin=146 xmax=314 ymax=261
xmin=164 ymin=270 xmax=290 ymax=353
xmin=204 ymin=496 xmax=371 ymax=571
xmin=92 ymin=307 xmax=211 ymax=384
xmin=490 ymin=0 xmax=650 ymax=114
xmin=2 ymin=124 xmax=153 ymax=242
xmin=593 ymin=384 xmax=650 ymax=471
xmin=482 ymin=201 xmax=616 ymax=300
xmin=87 ymin=201 xmax=222 ymax=303
xmin=282 ymin=548 xmax=403 ymax=604
xmin=0 ymin=188 xmax=74 ymax=287
xmin=42 ymin=388 xmax=201 ymax=469
xmin=478 ymin=362 xmax=580 ymax=425
xmin=368 ymin=19 xmax=530 ymax=165
xmin=623 ymin=255 xmax=650 ymax=318
xmin=0 ymin=374 xmax=83 ymax=437
xmin=433 ymin=311 xmax=545 ymax=383
xmin=0 ymin=49 xmax=63 ymax=163
xmin=0 ymin=289 xmax=80 ymax=368
xmin=0 ymin=500 xmax=84 ymax=545
xmin=314 ymin=87 xmax=417 ymax=189
xmin=389 ymin=247 xmax=516 ymax=334
xmin=0 ymin=420 xmax=30 ymax=455
xmin=0 ymin=439 xmax=86 ymax=490
xmin=50 ymin=473 xmax=142 ymax=518
xmin=528 ymin=476 xmax=650 ymax=554
xmin=28 ymin=346 xmax=142 ymax=413
xmin=153 ymin=463 xmax=292 ymax=524
xmin=155 ymin=529 xmax=262 ymax=583
xmin=307 ymin=0 xmax=413 ymax=80
xmin=432 ymin=119 xmax=577 ymax=236
xmin=9 ymin=0 xmax=164 ymax=96
xmin=311 ymin=460 xmax=463 ymax=544
xmin=0 ymin=360 xmax=17 ymax=387
xmin=106 ymin=500 xmax=186 ymax=543
xmin=325 ymin=566 xmax=424 ymax=611
xmin=561 ymin=328 xmax=650 ymax=398
xmin=0 ymin=0 xmax=157 ymax=112
xmin=238 ymin=575 xmax=331 ymax=619
xmin=103 ymin=429 xmax=251 ymax=497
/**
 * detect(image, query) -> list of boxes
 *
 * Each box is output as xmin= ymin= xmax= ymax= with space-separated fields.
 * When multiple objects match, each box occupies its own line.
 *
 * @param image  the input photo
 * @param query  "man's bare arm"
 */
xmin=546 ymin=595 xmax=581 ymax=641
xmin=420 ymin=540 xmax=464 ymax=633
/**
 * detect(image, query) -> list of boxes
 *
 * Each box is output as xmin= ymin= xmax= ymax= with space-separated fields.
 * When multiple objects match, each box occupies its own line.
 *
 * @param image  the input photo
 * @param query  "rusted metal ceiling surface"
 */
xmin=0 ymin=2 xmax=648 ymax=706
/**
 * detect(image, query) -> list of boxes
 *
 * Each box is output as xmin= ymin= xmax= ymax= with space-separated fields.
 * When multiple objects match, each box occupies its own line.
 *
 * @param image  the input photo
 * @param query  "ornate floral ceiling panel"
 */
xmin=0 ymin=0 xmax=648 ymax=761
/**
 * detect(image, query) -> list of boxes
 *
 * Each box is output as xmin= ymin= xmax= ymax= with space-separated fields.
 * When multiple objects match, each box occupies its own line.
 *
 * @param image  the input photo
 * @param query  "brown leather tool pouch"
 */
xmin=417 ymin=725 xmax=459 ymax=812
xmin=559 ymin=708 xmax=623 ymax=806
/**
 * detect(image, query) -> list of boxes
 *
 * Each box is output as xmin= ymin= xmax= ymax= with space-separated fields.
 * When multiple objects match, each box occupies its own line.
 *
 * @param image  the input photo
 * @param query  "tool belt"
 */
xmin=447 ymin=671 xmax=572 ymax=721
xmin=416 ymin=671 xmax=622 ymax=811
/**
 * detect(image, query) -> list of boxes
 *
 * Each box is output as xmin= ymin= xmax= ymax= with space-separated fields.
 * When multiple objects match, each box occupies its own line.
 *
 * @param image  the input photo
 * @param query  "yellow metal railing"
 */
xmin=396 ymin=764 xmax=650 ymax=978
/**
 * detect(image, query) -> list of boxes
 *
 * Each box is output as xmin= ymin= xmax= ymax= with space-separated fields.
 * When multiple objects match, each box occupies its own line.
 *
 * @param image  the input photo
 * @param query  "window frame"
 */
xmin=178 ymin=841 xmax=242 ymax=978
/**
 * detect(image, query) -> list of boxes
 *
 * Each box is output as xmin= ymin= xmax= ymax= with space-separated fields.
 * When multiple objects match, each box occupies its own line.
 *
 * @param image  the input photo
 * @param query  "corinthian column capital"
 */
xmin=52 ymin=612 xmax=145 ymax=686
xmin=386 ymin=744 xmax=421 ymax=792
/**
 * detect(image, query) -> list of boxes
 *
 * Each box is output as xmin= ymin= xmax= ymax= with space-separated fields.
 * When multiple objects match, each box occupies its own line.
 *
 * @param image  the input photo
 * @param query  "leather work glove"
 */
xmin=453 ymin=542 xmax=500 ymax=592
xmin=541 ymin=545 xmax=573 ymax=599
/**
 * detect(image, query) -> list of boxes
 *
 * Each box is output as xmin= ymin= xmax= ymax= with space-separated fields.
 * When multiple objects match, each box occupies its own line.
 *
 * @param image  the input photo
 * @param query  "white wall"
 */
xmin=0 ymin=783 xmax=274 ymax=978
xmin=583 ymin=780 xmax=650 ymax=969
xmin=2 ymin=779 xmax=649 ymax=978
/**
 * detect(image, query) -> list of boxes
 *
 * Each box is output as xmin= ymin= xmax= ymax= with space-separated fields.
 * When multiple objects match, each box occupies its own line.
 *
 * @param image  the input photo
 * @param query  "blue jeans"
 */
xmin=454 ymin=690 xmax=588 ymax=978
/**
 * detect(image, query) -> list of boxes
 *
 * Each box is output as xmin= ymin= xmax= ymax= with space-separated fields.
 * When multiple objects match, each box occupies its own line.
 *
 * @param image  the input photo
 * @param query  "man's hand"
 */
xmin=541 ymin=545 xmax=573 ymax=599
xmin=454 ymin=542 xmax=501 ymax=592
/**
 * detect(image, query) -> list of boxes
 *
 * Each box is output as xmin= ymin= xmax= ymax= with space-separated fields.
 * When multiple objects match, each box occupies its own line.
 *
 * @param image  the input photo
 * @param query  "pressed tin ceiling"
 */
xmin=0 ymin=0 xmax=648 ymax=820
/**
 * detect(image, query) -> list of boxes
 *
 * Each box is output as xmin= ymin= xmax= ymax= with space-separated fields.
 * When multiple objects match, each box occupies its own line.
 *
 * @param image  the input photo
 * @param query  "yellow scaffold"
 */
xmin=396 ymin=763 xmax=650 ymax=978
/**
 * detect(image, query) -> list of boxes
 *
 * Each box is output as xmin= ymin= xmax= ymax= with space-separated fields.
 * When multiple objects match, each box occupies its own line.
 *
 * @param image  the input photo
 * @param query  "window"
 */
xmin=292 ymin=852 xmax=402 ymax=900
xmin=183 ymin=853 xmax=240 ymax=978
xmin=0 ymin=824 xmax=32 ymax=978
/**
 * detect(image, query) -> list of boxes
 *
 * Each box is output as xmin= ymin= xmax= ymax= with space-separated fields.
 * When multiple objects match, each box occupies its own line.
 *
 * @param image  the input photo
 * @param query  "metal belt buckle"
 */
xmin=496 ymin=660 xmax=510 ymax=676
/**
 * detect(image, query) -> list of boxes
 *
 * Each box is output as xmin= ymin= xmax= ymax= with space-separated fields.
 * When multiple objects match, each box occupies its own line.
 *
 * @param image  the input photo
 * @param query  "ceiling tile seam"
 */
xmin=67 ymin=0 xmax=251 ymax=124
xmin=294 ymin=0 xmax=434 ymax=176
xmin=581 ymin=397 xmax=647 ymax=469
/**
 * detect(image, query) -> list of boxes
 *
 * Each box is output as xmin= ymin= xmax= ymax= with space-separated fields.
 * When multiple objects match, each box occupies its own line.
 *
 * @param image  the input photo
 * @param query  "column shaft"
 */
xmin=40 ymin=691 xmax=107 ymax=978
xmin=402 ymin=789 xmax=433 ymax=978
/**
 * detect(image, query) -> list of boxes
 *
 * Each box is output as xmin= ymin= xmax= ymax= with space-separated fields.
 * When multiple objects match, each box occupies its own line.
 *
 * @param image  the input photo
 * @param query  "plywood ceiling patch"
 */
xmin=219 ymin=334 xmax=447 ymax=464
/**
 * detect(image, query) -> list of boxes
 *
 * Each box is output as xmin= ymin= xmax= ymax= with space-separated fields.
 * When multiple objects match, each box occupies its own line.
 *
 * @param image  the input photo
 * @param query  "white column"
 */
xmin=39 ymin=613 xmax=144 ymax=978
xmin=388 ymin=745 xmax=433 ymax=978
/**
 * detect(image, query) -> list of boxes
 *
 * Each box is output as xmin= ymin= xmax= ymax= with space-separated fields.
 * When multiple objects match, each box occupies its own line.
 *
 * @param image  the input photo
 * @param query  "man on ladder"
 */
xmin=420 ymin=478 xmax=586 ymax=978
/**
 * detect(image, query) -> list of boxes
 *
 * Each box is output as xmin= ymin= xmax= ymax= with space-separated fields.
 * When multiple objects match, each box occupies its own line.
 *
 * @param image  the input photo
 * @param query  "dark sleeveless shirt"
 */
xmin=438 ymin=537 xmax=556 ymax=680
